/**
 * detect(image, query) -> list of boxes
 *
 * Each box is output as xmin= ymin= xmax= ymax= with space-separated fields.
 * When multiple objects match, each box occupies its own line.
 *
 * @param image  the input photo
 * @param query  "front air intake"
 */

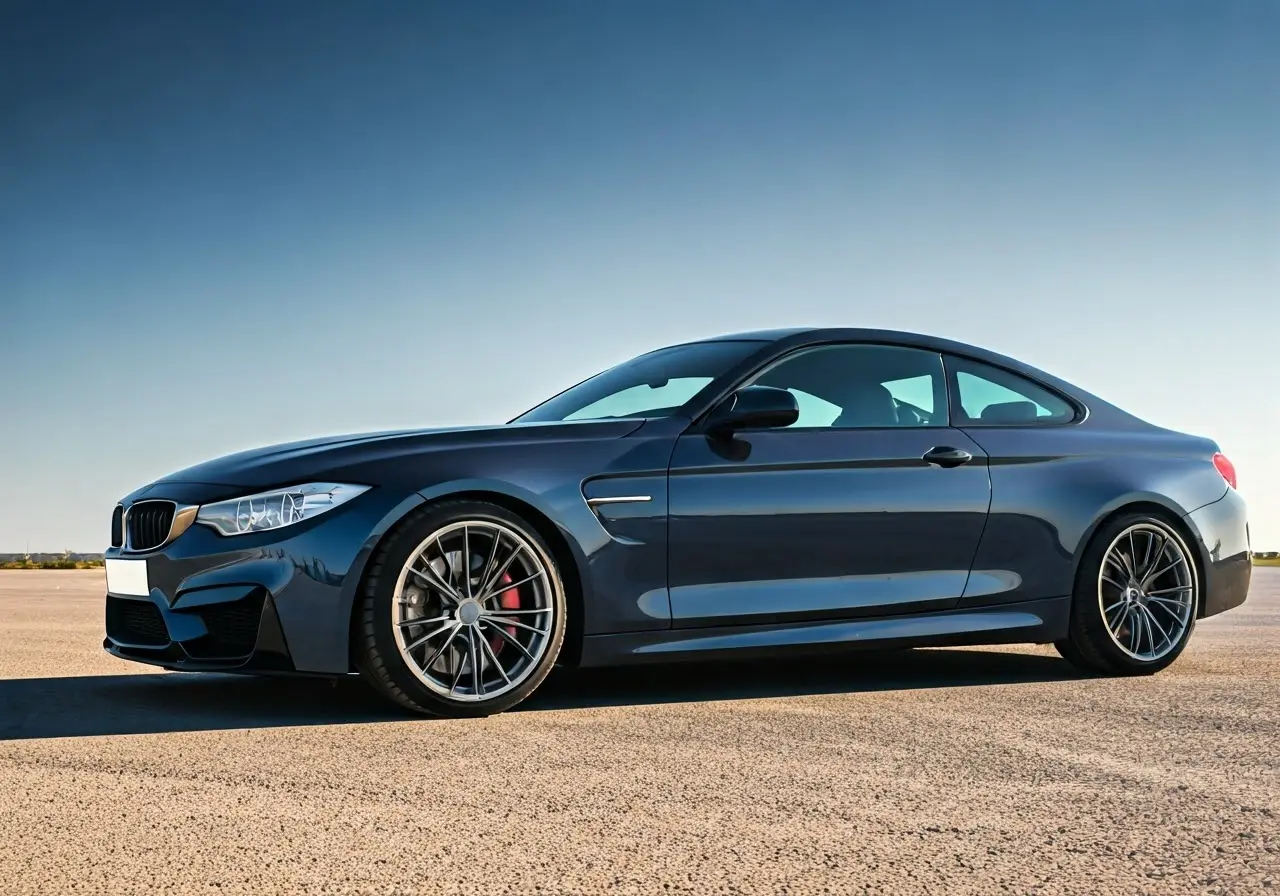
xmin=184 ymin=590 xmax=267 ymax=660
xmin=106 ymin=596 xmax=169 ymax=646
xmin=126 ymin=501 xmax=175 ymax=551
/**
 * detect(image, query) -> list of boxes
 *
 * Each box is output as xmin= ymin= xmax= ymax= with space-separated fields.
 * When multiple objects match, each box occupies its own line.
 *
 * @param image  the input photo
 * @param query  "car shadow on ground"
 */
xmin=0 ymin=648 xmax=1082 ymax=741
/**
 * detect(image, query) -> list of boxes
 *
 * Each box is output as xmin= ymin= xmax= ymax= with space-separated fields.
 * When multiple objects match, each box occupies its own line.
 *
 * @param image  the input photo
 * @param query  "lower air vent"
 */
xmin=184 ymin=591 xmax=266 ymax=660
xmin=106 ymin=597 xmax=169 ymax=647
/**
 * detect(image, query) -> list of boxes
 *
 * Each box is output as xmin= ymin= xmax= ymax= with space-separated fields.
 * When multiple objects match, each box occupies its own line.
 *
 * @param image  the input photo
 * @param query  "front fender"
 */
xmin=331 ymin=491 xmax=428 ymax=667
xmin=412 ymin=477 xmax=610 ymax=636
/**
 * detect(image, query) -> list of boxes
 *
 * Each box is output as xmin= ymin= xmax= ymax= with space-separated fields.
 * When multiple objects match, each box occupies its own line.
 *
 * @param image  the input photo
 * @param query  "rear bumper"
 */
xmin=1185 ymin=489 xmax=1251 ymax=618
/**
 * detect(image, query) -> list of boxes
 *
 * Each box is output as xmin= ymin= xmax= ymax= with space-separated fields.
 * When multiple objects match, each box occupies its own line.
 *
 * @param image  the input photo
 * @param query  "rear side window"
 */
xmin=947 ymin=356 xmax=1077 ymax=426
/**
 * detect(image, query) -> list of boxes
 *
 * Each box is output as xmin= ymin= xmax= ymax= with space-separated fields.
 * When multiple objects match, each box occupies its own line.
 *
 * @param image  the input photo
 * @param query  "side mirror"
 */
xmin=706 ymin=386 xmax=799 ymax=435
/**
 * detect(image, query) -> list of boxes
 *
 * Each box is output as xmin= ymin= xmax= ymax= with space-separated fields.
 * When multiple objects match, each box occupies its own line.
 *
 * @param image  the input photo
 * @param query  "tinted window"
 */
xmin=948 ymin=356 xmax=1076 ymax=425
xmin=513 ymin=340 xmax=766 ymax=423
xmin=747 ymin=344 xmax=946 ymax=428
xmin=564 ymin=380 xmax=712 ymax=420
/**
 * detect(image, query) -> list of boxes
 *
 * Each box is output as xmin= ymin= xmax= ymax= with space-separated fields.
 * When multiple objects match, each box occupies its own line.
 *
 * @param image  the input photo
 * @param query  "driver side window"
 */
xmin=748 ymin=344 xmax=947 ymax=429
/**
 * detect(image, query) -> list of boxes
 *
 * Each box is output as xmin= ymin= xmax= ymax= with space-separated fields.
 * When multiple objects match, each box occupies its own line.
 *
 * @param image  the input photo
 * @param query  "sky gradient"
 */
xmin=2 ymin=0 xmax=1277 ymax=551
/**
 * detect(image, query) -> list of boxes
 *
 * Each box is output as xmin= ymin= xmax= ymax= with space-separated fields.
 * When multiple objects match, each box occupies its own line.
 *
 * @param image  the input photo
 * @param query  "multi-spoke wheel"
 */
xmin=1056 ymin=513 xmax=1199 ymax=675
xmin=355 ymin=500 xmax=566 ymax=716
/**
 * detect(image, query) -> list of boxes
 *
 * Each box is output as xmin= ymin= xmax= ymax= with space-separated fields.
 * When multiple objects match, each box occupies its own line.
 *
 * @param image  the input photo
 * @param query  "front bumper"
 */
xmin=103 ymin=483 xmax=421 ymax=674
xmin=105 ymin=586 xmax=297 ymax=673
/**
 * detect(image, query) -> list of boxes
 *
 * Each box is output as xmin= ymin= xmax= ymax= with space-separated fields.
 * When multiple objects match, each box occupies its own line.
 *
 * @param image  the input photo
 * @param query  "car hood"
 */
xmin=151 ymin=418 xmax=646 ymax=493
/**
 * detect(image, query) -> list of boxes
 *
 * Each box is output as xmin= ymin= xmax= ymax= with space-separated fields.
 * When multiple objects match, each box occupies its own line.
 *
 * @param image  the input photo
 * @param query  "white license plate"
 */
xmin=105 ymin=559 xmax=150 ymax=597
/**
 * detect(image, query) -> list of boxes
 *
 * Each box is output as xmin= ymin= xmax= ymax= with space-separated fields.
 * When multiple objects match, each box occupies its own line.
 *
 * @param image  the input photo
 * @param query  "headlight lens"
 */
xmin=195 ymin=483 xmax=368 ymax=536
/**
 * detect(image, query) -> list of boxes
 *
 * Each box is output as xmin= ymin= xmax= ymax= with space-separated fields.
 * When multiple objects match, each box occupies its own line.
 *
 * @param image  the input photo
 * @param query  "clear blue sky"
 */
xmin=2 ymin=1 xmax=1277 ymax=551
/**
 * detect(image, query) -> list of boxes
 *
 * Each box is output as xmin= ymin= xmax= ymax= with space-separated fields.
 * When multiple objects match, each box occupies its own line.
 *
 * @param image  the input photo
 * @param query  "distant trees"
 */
xmin=0 ymin=550 xmax=105 ymax=570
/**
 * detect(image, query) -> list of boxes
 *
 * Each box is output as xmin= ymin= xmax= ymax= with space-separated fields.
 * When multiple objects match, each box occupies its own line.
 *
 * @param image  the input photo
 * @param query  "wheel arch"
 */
xmin=345 ymin=484 xmax=588 ymax=671
xmin=1070 ymin=498 xmax=1209 ymax=616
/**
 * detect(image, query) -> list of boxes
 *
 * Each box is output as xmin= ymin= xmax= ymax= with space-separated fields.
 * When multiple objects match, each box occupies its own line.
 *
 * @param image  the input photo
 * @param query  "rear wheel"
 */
xmin=1055 ymin=513 xmax=1199 ymax=675
xmin=355 ymin=500 xmax=566 ymax=716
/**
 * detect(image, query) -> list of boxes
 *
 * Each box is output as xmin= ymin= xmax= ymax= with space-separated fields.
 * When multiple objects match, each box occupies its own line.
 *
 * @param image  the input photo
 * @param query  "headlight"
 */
xmin=195 ymin=483 xmax=369 ymax=536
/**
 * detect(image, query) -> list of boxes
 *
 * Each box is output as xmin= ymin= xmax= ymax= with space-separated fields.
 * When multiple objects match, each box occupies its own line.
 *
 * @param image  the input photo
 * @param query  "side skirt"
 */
xmin=578 ymin=596 xmax=1071 ymax=668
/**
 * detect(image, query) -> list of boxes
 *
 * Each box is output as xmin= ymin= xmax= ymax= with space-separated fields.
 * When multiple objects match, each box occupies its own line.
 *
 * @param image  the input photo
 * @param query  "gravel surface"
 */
xmin=1 ymin=569 xmax=1277 ymax=895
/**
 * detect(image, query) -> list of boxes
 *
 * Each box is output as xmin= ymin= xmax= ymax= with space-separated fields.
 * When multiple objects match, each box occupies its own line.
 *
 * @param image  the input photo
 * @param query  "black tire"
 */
xmin=355 ymin=499 xmax=567 ymax=717
xmin=1055 ymin=511 xmax=1199 ymax=676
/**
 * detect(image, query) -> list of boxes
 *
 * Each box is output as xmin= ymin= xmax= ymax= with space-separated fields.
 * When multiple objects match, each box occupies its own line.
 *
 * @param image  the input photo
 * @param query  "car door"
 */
xmin=667 ymin=342 xmax=992 ymax=627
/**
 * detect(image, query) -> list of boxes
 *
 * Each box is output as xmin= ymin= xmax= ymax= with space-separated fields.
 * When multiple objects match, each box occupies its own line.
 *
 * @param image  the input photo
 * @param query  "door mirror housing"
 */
xmin=706 ymin=386 xmax=799 ymax=435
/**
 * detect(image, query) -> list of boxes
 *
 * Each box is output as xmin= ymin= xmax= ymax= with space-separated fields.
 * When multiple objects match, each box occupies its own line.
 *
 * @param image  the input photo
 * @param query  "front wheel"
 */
xmin=355 ymin=500 xmax=567 ymax=717
xmin=1055 ymin=513 xmax=1199 ymax=675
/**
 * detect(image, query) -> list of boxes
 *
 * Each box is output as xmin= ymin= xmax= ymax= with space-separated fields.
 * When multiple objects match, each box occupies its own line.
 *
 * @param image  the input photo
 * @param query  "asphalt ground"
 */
xmin=1 ymin=569 xmax=1277 ymax=895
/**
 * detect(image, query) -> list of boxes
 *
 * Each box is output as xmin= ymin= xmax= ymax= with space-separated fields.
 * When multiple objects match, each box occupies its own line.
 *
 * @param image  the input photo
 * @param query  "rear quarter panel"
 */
xmin=958 ymin=426 xmax=1228 ymax=607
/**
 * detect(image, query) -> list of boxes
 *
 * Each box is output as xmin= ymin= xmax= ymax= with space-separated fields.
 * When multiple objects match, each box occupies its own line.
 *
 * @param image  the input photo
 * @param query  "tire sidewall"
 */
xmin=1073 ymin=512 xmax=1199 ymax=674
xmin=363 ymin=500 xmax=567 ymax=716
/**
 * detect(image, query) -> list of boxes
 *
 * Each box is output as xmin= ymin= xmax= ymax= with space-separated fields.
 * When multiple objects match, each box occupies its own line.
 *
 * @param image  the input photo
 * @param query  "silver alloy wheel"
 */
xmin=1097 ymin=522 xmax=1197 ymax=662
xmin=391 ymin=520 xmax=557 ymax=702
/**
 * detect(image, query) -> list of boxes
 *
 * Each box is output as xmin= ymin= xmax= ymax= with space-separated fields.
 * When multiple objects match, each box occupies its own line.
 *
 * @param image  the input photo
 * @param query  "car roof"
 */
xmin=707 ymin=327 xmax=1010 ymax=358
xmin=701 ymin=328 xmax=814 ymax=342
xmin=704 ymin=327 xmax=1039 ymax=374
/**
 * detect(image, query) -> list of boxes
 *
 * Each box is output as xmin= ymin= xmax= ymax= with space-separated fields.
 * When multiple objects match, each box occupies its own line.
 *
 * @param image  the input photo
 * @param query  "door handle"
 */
xmin=923 ymin=446 xmax=973 ymax=468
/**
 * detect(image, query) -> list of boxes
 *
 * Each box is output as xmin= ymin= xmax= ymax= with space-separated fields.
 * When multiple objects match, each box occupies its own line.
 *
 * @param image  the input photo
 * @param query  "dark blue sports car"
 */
xmin=103 ymin=329 xmax=1251 ymax=716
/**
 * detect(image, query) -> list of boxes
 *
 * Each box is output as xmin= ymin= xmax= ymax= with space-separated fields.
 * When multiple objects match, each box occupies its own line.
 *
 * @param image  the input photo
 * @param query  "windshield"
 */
xmin=512 ymin=340 xmax=767 ymax=423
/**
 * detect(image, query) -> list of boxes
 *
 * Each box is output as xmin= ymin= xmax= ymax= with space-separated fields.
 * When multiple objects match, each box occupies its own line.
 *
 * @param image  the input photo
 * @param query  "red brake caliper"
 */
xmin=490 ymin=571 xmax=519 ymax=654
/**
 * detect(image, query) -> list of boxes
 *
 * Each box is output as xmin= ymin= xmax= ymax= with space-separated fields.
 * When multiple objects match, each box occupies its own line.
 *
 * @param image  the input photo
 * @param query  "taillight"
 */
xmin=1213 ymin=452 xmax=1238 ymax=490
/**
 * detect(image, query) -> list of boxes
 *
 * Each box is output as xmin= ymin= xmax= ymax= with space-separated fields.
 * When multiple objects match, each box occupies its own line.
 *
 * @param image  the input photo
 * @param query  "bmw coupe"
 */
xmin=104 ymin=329 xmax=1251 ymax=716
